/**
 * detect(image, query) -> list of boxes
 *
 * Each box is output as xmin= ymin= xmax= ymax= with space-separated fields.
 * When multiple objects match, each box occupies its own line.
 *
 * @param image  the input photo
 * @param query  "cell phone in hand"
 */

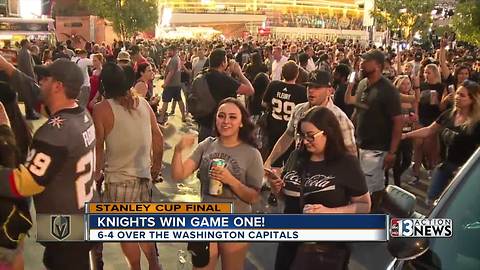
xmin=264 ymin=168 xmax=280 ymax=180
xmin=348 ymin=72 xmax=356 ymax=83
xmin=448 ymin=84 xmax=455 ymax=94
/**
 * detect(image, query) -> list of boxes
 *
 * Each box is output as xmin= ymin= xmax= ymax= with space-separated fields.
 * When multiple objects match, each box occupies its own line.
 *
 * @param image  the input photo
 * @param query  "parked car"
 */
xmin=387 ymin=147 xmax=480 ymax=269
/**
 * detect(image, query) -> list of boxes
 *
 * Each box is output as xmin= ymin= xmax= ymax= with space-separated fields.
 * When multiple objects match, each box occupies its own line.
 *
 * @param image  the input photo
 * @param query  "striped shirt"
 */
xmin=286 ymin=98 xmax=357 ymax=156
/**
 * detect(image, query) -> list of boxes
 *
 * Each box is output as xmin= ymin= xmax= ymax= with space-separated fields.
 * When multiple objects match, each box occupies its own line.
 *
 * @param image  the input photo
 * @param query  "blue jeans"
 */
xmin=427 ymin=162 xmax=459 ymax=200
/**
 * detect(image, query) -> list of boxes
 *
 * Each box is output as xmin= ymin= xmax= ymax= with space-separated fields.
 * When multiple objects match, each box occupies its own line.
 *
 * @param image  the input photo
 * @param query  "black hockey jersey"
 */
xmin=0 ymin=107 xmax=96 ymax=214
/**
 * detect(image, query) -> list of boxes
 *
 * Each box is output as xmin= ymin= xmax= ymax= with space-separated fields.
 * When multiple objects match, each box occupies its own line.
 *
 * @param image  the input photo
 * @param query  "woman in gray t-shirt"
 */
xmin=172 ymin=97 xmax=263 ymax=270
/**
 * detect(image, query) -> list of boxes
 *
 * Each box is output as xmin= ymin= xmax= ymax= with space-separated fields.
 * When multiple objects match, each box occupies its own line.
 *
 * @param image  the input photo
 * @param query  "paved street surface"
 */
xmin=23 ymin=80 xmax=430 ymax=269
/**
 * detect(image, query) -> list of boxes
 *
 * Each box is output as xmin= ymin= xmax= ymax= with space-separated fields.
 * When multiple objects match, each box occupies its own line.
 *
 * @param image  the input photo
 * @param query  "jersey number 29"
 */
xmin=271 ymin=98 xmax=295 ymax=121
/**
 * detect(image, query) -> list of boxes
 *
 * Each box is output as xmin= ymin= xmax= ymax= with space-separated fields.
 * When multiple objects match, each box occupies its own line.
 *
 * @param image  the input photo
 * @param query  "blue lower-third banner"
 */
xmin=86 ymin=214 xmax=388 ymax=242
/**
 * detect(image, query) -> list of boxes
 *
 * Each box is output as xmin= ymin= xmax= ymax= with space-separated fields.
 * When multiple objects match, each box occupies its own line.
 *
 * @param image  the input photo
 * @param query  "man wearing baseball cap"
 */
xmin=265 ymin=69 xmax=357 ymax=168
xmin=0 ymin=56 xmax=97 ymax=269
xmin=117 ymin=50 xmax=132 ymax=67
xmin=346 ymin=49 xmax=402 ymax=204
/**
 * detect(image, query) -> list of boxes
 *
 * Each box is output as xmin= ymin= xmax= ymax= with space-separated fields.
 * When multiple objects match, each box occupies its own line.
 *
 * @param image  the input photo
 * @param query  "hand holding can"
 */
xmin=209 ymin=159 xmax=226 ymax=196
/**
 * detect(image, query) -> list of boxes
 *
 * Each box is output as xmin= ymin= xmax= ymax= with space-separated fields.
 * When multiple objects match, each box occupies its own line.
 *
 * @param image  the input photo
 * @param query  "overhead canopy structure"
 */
xmin=155 ymin=26 xmax=221 ymax=39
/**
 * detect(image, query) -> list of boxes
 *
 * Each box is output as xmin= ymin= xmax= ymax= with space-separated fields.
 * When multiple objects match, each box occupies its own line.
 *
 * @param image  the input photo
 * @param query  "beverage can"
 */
xmin=209 ymin=159 xmax=226 ymax=196
xmin=430 ymin=90 xmax=438 ymax=105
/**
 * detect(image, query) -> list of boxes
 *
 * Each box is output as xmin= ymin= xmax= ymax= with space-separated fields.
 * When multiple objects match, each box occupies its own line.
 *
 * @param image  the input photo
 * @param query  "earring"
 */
xmin=240 ymin=124 xmax=243 ymax=127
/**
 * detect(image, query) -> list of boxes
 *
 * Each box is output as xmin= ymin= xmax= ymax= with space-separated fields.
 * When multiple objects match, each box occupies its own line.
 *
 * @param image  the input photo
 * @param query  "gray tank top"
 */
xmin=104 ymin=98 xmax=152 ymax=181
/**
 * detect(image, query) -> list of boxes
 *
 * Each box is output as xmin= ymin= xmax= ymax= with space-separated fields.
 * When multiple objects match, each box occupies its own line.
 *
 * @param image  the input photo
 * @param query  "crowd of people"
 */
xmin=0 ymin=32 xmax=479 ymax=270
xmin=271 ymin=14 xmax=365 ymax=30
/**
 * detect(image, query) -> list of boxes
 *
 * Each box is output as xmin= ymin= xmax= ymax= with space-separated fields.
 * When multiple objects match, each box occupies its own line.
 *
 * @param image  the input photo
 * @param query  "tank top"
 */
xmin=136 ymin=79 xmax=154 ymax=100
xmin=104 ymin=98 xmax=152 ymax=181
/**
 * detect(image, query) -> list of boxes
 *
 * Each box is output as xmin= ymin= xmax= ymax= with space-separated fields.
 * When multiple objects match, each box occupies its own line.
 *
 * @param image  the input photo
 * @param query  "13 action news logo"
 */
xmin=390 ymin=218 xmax=452 ymax=237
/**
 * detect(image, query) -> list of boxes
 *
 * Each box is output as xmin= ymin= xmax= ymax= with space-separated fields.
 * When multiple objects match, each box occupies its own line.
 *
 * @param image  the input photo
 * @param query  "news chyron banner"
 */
xmin=85 ymin=203 xmax=388 ymax=242
xmin=37 ymin=202 xmax=455 ymax=242
xmin=37 ymin=202 xmax=232 ymax=241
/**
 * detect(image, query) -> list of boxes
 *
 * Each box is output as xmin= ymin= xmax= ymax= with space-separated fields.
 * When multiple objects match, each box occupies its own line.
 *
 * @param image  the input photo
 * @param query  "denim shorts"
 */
xmin=162 ymin=86 xmax=182 ymax=102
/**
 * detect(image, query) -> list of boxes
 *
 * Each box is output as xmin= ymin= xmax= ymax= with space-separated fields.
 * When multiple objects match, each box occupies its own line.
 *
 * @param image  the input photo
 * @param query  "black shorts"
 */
xmin=42 ymin=242 xmax=94 ymax=270
xmin=162 ymin=86 xmax=182 ymax=102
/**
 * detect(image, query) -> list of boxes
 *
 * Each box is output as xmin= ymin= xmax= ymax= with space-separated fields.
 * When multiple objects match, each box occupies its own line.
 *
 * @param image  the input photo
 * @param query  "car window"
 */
xmin=405 ymin=158 xmax=480 ymax=270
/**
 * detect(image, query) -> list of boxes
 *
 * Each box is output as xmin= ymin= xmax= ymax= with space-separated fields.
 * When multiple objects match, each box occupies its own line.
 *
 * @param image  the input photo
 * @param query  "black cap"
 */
xmin=36 ymin=59 xmax=84 ymax=94
xmin=304 ymin=70 xmax=332 ymax=88
xmin=361 ymin=49 xmax=385 ymax=65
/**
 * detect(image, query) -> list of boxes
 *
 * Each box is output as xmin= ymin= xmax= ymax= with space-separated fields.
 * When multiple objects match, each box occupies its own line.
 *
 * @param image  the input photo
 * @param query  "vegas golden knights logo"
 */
xmin=50 ymin=215 xmax=71 ymax=240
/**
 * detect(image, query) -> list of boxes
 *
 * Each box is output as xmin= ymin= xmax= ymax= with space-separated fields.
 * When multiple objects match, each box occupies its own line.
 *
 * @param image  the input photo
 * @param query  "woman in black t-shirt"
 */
xmin=403 ymin=80 xmax=480 ymax=206
xmin=439 ymin=65 xmax=471 ymax=111
xmin=243 ymin=52 xmax=268 ymax=82
xmin=413 ymin=64 xmax=444 ymax=180
xmin=247 ymin=72 xmax=270 ymax=117
xmin=267 ymin=107 xmax=371 ymax=270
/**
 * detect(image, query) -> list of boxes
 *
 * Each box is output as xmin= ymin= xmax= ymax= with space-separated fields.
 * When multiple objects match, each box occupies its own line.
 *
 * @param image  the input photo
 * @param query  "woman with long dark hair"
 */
xmin=247 ymin=72 xmax=270 ymax=117
xmin=172 ymin=97 xmax=263 ymax=270
xmin=134 ymin=62 xmax=160 ymax=115
xmin=243 ymin=52 xmax=268 ymax=82
xmin=267 ymin=106 xmax=370 ymax=270
xmin=134 ymin=63 xmax=155 ymax=98
xmin=93 ymin=62 xmax=163 ymax=270
xmin=439 ymin=65 xmax=471 ymax=111
xmin=403 ymin=80 xmax=480 ymax=206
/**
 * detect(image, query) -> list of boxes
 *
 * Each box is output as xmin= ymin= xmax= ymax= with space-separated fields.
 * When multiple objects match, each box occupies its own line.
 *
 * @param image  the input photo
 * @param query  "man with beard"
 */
xmin=345 ymin=49 xmax=402 ymax=206
xmin=264 ymin=70 xmax=357 ymax=170
xmin=159 ymin=44 xmax=187 ymax=123
xmin=0 ymin=56 xmax=96 ymax=270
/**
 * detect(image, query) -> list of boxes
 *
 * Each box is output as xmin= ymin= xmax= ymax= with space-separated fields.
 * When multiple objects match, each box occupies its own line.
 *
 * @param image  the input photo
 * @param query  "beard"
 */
xmin=360 ymin=69 xmax=373 ymax=78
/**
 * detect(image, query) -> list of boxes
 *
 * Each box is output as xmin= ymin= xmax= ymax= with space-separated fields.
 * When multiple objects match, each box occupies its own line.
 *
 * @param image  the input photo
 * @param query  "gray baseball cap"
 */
xmin=36 ymin=59 xmax=84 ymax=95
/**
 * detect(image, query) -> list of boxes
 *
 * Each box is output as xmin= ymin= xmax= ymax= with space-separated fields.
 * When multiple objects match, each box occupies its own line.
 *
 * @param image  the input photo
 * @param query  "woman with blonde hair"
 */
xmin=410 ymin=63 xmax=444 ymax=184
xmin=385 ymin=75 xmax=419 ymax=187
xmin=41 ymin=49 xmax=53 ymax=65
xmin=403 ymin=80 xmax=480 ymax=205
